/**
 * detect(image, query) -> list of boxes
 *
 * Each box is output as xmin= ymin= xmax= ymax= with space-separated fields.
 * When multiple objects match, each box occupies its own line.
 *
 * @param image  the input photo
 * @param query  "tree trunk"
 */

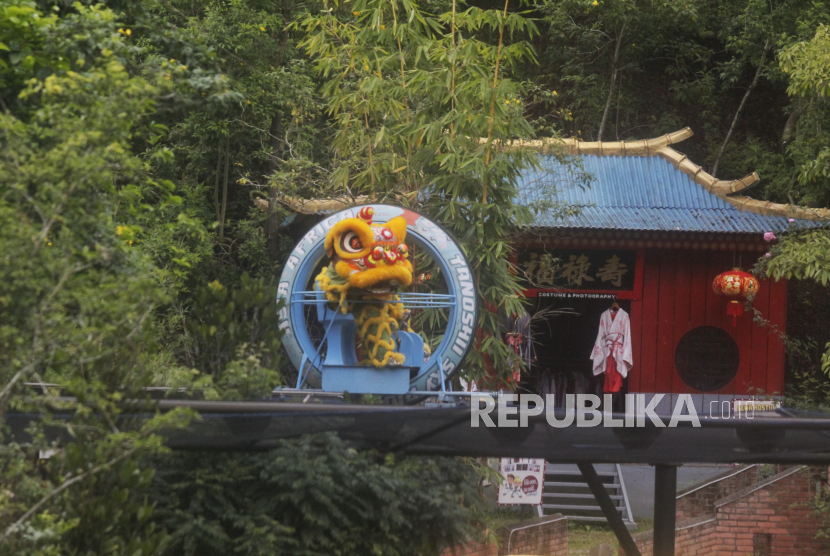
xmin=615 ymin=73 xmax=623 ymax=140
xmin=712 ymin=41 xmax=770 ymax=178
xmin=266 ymin=0 xmax=293 ymax=260
xmin=267 ymin=116 xmax=284 ymax=260
xmin=213 ymin=141 xmax=223 ymax=225
xmin=219 ymin=136 xmax=230 ymax=241
xmin=782 ymin=100 xmax=805 ymax=145
xmin=597 ymin=21 xmax=627 ymax=142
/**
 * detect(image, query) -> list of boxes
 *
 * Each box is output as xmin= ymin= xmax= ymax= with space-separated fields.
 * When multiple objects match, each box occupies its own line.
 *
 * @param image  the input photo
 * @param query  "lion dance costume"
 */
xmin=315 ymin=207 xmax=414 ymax=367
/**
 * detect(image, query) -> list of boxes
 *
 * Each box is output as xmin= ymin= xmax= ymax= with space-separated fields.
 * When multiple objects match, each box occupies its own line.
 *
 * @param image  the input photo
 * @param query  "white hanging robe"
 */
xmin=590 ymin=308 xmax=633 ymax=378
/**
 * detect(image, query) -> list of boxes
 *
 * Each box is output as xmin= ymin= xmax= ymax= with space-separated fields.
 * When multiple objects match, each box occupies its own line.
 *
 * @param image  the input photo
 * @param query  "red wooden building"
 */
xmin=512 ymin=128 xmax=823 ymax=413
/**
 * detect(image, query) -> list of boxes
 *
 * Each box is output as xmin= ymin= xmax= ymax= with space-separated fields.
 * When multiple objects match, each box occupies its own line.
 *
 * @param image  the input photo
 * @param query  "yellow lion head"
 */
xmin=324 ymin=207 xmax=413 ymax=294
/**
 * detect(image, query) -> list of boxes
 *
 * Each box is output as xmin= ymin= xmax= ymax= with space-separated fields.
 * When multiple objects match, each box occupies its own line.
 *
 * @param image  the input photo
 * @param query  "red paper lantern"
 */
xmin=712 ymin=269 xmax=760 ymax=327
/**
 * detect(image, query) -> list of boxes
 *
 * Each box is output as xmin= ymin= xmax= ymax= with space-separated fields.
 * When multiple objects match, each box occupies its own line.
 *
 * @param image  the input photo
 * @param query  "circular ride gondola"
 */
xmin=277 ymin=205 xmax=477 ymax=394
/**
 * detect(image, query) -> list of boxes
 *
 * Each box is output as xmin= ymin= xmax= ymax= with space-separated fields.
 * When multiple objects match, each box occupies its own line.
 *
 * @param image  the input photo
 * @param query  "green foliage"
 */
xmin=525 ymin=0 xmax=830 ymax=209
xmin=779 ymin=24 xmax=830 ymax=192
xmin=0 ymin=0 xmax=56 ymax=107
xmin=136 ymin=0 xmax=321 ymax=262
xmin=534 ymin=0 xmax=700 ymax=140
xmin=4 ymin=0 xmax=830 ymax=552
xmin=183 ymin=273 xmax=284 ymax=397
xmin=0 ymin=3 xmax=161 ymax=413
xmin=2 ymin=5 xmax=499 ymax=553
xmin=0 ymin=5 xmax=194 ymax=553
xmin=148 ymin=434 xmax=488 ymax=556
xmin=759 ymin=230 xmax=830 ymax=377
xmin=758 ymin=19 xmax=830 ymax=376
xmin=298 ymin=0 xmax=573 ymax=383
xmin=781 ymin=25 xmax=830 ymax=99
xmin=763 ymin=229 xmax=830 ymax=286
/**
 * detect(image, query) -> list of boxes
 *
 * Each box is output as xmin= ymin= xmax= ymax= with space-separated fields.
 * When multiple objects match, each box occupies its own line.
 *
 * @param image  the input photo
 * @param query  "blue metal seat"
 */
xmin=316 ymin=291 xmax=358 ymax=367
xmin=395 ymin=330 xmax=425 ymax=367
xmin=316 ymin=291 xmax=414 ymax=394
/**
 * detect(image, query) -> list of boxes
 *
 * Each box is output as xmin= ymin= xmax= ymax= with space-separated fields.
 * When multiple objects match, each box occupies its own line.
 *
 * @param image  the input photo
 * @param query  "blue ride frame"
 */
xmin=290 ymin=232 xmax=458 ymax=394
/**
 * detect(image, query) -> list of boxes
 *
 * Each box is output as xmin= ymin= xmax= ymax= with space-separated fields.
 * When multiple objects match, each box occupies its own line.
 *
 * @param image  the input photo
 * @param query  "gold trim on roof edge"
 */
xmin=278 ymin=195 xmax=371 ymax=215
xmin=500 ymin=127 xmax=694 ymax=156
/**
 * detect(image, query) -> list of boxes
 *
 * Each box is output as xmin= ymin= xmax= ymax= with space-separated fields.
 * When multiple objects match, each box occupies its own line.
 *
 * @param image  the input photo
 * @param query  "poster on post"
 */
xmin=498 ymin=458 xmax=545 ymax=505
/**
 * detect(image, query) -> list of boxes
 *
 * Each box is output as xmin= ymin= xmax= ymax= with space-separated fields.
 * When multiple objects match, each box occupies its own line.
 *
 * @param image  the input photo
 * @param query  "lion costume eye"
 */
xmin=340 ymin=231 xmax=364 ymax=254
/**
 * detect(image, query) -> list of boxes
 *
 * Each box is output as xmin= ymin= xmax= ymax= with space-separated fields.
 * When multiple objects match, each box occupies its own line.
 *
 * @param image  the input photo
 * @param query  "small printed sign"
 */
xmin=538 ymin=292 xmax=618 ymax=299
xmin=498 ymin=458 xmax=545 ymax=505
xmin=731 ymin=399 xmax=782 ymax=415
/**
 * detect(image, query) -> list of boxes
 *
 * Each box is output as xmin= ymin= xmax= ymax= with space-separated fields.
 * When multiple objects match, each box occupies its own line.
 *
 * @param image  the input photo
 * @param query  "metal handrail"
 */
xmin=290 ymin=291 xmax=456 ymax=309
xmin=615 ymin=463 xmax=636 ymax=525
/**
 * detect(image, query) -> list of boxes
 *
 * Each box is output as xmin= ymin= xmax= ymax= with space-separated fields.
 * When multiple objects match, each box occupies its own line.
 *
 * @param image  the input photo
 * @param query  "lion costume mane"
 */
xmin=314 ymin=207 xmax=415 ymax=367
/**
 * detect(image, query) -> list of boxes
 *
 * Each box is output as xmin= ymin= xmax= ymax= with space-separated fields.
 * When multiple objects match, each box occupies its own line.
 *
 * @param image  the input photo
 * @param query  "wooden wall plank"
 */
xmin=628 ymin=250 xmax=646 ymax=393
xmin=709 ymin=251 xmax=738 ymax=396
xmin=749 ymin=273 xmax=771 ymax=395
xmin=689 ymin=250 xmax=709 ymax=329
xmin=683 ymin=249 xmax=711 ymax=394
xmin=767 ymin=277 xmax=788 ymax=396
xmin=733 ymin=252 xmax=755 ymax=394
xmin=638 ymin=250 xmax=661 ymax=393
xmin=655 ymin=250 xmax=676 ymax=394
xmin=671 ymin=250 xmax=693 ymax=394
xmin=704 ymin=250 xmax=725 ymax=328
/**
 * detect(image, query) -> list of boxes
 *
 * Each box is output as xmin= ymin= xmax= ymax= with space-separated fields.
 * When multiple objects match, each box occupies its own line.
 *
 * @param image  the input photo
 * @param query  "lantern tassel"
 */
xmin=726 ymin=300 xmax=743 ymax=327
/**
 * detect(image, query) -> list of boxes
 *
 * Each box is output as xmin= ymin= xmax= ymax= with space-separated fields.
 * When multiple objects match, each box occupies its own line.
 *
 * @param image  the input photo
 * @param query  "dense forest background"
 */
xmin=2 ymin=0 xmax=830 ymax=553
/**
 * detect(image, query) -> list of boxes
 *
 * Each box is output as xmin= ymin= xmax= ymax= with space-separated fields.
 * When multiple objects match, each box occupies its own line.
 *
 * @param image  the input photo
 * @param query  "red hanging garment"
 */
xmin=603 ymin=353 xmax=623 ymax=393
xmin=602 ymin=311 xmax=623 ymax=393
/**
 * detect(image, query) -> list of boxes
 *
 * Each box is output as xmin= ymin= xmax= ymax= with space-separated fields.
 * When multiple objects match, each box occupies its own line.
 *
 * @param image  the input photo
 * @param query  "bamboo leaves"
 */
xmin=299 ymin=0 xmax=554 ymax=384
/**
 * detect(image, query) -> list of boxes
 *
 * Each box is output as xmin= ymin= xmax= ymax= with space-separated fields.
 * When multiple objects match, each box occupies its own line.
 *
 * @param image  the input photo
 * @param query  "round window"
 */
xmin=674 ymin=326 xmax=739 ymax=392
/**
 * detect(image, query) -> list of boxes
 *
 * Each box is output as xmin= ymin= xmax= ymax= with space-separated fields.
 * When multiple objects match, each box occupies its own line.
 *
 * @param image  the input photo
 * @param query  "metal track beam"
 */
xmin=577 ymin=463 xmax=641 ymax=556
xmin=653 ymin=465 xmax=678 ymax=556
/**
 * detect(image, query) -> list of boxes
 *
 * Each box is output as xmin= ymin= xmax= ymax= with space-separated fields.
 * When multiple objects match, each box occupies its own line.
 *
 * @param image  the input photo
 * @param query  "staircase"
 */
xmin=540 ymin=464 xmax=636 ymax=529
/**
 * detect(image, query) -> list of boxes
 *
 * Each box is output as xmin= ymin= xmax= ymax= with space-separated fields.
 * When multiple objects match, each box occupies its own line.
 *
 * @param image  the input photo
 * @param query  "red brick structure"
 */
xmin=626 ymin=466 xmax=830 ymax=556
xmin=675 ymin=465 xmax=760 ymax=520
xmin=441 ymin=515 xmax=568 ymax=556
xmin=440 ymin=535 xmax=498 ymax=556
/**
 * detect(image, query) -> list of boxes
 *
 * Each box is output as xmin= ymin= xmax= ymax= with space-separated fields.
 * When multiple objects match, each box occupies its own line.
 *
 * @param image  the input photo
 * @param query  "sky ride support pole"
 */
xmin=653 ymin=464 xmax=678 ymax=556
xmin=576 ymin=463 xmax=641 ymax=556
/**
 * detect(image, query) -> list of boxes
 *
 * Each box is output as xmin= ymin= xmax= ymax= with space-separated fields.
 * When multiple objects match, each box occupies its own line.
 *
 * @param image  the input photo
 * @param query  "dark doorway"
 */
xmin=527 ymin=296 xmax=631 ymax=404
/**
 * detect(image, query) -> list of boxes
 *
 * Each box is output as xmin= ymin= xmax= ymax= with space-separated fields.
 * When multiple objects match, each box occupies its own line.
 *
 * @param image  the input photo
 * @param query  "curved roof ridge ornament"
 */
xmin=715 ymin=172 xmax=760 ymax=195
xmin=278 ymin=194 xmax=372 ymax=215
xmin=655 ymin=142 xmax=829 ymax=220
xmin=722 ymin=195 xmax=830 ymax=220
xmin=654 ymin=145 xmax=758 ymax=197
xmin=481 ymin=127 xmax=693 ymax=155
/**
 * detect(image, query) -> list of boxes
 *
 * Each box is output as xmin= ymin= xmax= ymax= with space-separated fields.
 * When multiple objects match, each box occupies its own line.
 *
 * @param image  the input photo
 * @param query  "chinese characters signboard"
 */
xmin=498 ymin=458 xmax=545 ymax=506
xmin=518 ymin=249 xmax=636 ymax=291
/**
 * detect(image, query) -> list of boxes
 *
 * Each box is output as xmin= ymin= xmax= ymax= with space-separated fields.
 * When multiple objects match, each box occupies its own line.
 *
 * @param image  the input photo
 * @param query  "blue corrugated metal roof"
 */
xmin=517 ymin=154 xmax=821 ymax=233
